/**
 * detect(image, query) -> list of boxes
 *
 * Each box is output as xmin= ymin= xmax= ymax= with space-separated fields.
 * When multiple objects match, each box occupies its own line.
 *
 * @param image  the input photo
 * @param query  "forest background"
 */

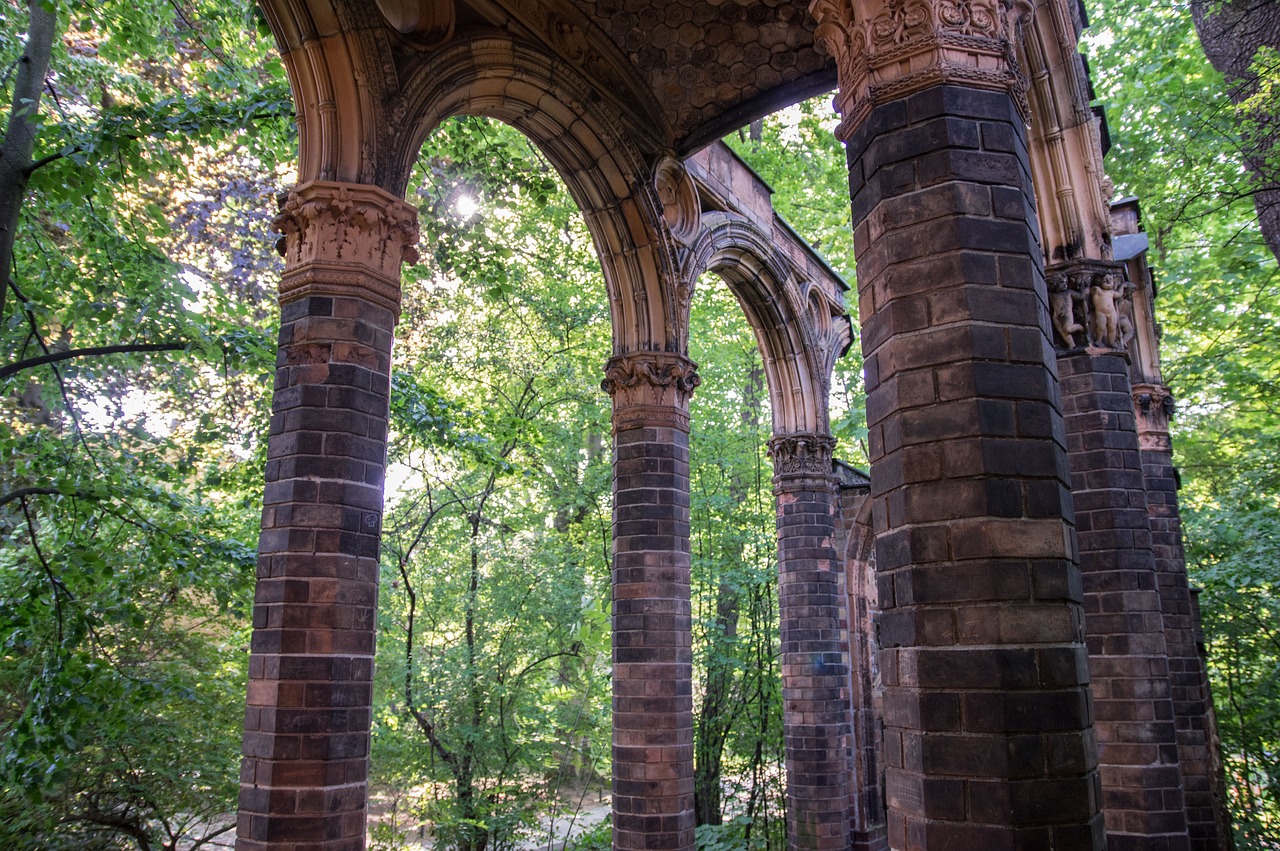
xmin=0 ymin=0 xmax=1276 ymax=849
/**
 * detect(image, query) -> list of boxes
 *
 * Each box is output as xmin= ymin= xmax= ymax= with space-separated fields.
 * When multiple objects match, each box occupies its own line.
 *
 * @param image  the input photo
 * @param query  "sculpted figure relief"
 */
xmin=1088 ymin=272 xmax=1135 ymax=350
xmin=1048 ymin=267 xmax=1136 ymax=353
xmin=1049 ymin=273 xmax=1085 ymax=348
xmin=1117 ymin=280 xmax=1136 ymax=351
xmin=1090 ymin=272 xmax=1122 ymax=348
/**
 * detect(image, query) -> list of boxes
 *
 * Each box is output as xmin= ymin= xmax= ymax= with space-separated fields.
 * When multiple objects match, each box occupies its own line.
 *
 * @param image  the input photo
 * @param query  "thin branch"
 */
xmin=0 ymin=342 xmax=188 ymax=381
xmin=0 ymin=486 xmax=63 ymax=509
xmin=21 ymin=495 xmax=69 ymax=644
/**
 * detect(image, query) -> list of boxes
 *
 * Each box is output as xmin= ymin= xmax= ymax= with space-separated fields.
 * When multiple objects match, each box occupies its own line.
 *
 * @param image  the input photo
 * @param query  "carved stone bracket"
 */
xmin=768 ymin=433 xmax=837 ymax=492
xmin=1133 ymin=382 xmax=1175 ymax=453
xmin=272 ymin=180 xmax=420 ymax=314
xmin=654 ymin=156 xmax=702 ymax=247
xmin=374 ymin=0 xmax=455 ymax=46
xmin=601 ymin=352 xmax=701 ymax=432
xmin=810 ymin=0 xmax=1035 ymax=134
xmin=1047 ymin=261 xmax=1135 ymax=355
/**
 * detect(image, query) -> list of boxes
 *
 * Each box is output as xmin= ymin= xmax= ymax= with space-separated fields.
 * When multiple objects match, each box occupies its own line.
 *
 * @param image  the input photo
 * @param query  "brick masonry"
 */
xmin=1058 ymin=352 xmax=1190 ymax=850
xmin=238 ymin=293 xmax=397 ymax=851
xmin=1133 ymin=385 xmax=1234 ymax=851
xmin=605 ymin=354 xmax=698 ymax=851
xmin=841 ymin=84 xmax=1106 ymax=849
xmin=769 ymin=436 xmax=853 ymax=851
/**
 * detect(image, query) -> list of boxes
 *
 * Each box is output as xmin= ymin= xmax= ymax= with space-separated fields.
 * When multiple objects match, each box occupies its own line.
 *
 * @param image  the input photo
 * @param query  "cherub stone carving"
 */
xmin=1116 ymin=280 xmax=1136 ymax=351
xmin=1048 ymin=273 xmax=1084 ymax=348
xmin=1090 ymin=272 xmax=1123 ymax=348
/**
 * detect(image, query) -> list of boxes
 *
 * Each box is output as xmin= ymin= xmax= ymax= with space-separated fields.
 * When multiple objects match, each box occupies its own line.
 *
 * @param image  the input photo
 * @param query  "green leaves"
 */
xmin=1085 ymin=0 xmax=1280 ymax=835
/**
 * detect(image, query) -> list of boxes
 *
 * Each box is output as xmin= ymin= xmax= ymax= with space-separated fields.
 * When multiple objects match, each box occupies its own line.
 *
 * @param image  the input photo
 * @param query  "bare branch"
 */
xmin=0 ymin=342 xmax=188 ymax=381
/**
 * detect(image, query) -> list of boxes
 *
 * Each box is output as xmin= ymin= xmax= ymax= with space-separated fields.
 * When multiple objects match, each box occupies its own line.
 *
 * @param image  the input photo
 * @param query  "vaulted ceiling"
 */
xmin=375 ymin=0 xmax=837 ymax=154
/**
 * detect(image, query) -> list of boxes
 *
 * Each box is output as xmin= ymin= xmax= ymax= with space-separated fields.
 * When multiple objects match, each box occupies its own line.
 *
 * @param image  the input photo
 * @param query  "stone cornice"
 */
xmin=601 ymin=353 xmax=701 ymax=432
xmin=768 ymin=433 xmax=837 ymax=492
xmin=272 ymin=180 xmax=420 ymax=315
xmin=810 ymin=0 xmax=1034 ymax=136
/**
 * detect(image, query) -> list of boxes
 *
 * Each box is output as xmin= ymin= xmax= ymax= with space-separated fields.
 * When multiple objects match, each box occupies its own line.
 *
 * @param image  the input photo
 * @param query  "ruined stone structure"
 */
xmin=241 ymin=0 xmax=1232 ymax=848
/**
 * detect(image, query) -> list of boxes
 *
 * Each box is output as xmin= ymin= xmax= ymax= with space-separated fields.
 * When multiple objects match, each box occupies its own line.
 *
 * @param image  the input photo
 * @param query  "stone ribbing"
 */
xmin=842 ymin=85 xmax=1105 ymax=849
xmin=606 ymin=353 xmax=697 ymax=851
xmin=1059 ymin=353 xmax=1190 ymax=851
xmin=238 ymin=293 xmax=396 ymax=851
xmin=1133 ymin=385 xmax=1234 ymax=851
xmin=769 ymin=436 xmax=853 ymax=851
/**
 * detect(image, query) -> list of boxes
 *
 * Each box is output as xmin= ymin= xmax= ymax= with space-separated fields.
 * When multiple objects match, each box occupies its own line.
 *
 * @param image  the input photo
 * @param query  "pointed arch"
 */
xmin=686 ymin=212 xmax=852 ymax=436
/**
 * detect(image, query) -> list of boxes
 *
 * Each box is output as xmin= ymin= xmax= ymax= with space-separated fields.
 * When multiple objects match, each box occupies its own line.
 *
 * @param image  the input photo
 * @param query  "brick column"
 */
xmin=602 ymin=353 xmax=699 ymax=851
xmin=834 ymin=467 xmax=888 ymax=851
xmin=840 ymin=84 xmax=1105 ymax=849
xmin=768 ymin=436 xmax=853 ymax=851
xmin=1134 ymin=384 xmax=1233 ymax=851
xmin=238 ymin=181 xmax=418 ymax=850
xmin=1058 ymin=352 xmax=1190 ymax=851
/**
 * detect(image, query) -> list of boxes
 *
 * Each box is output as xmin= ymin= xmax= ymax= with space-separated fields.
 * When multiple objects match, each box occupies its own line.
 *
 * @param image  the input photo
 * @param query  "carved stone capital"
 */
xmin=1133 ymin=382 xmax=1174 ymax=453
xmin=768 ymin=433 xmax=837 ymax=491
xmin=810 ymin=0 xmax=1034 ymax=135
xmin=272 ymin=180 xmax=420 ymax=314
xmin=602 ymin=353 xmax=701 ymax=432
xmin=1046 ymin=260 xmax=1134 ymax=355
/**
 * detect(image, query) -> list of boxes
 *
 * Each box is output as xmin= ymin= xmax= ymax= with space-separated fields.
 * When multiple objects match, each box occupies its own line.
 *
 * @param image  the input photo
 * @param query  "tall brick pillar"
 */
xmin=602 ymin=353 xmax=699 ymax=851
xmin=1057 ymin=342 xmax=1190 ymax=850
xmin=1133 ymin=384 xmax=1233 ymax=851
xmin=809 ymin=3 xmax=1106 ymax=844
xmin=840 ymin=83 xmax=1104 ymax=849
xmin=768 ymin=435 xmax=853 ymax=851
xmin=238 ymin=181 xmax=418 ymax=850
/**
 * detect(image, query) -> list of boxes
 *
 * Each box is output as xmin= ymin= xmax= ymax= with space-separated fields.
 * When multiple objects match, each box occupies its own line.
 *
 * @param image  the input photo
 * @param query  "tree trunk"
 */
xmin=1191 ymin=0 xmax=1280 ymax=264
xmin=0 ymin=0 xmax=57 ymax=320
xmin=694 ymin=574 xmax=742 ymax=826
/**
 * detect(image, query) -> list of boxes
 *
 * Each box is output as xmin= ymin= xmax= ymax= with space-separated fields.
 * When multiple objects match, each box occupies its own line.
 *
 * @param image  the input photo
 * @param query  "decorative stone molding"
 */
xmin=601 ymin=352 xmax=701 ymax=432
xmin=1133 ymin=382 xmax=1175 ymax=453
xmin=654 ymin=156 xmax=702 ymax=247
xmin=1047 ymin=261 xmax=1135 ymax=354
xmin=374 ymin=0 xmax=454 ymax=45
xmin=768 ymin=433 xmax=837 ymax=491
xmin=272 ymin=180 xmax=420 ymax=314
xmin=798 ymin=277 xmax=854 ymax=390
xmin=809 ymin=0 xmax=1035 ymax=133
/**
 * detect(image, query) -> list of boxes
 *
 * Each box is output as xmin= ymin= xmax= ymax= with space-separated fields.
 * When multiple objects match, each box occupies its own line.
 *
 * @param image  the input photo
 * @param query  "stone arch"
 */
xmin=391 ymin=36 xmax=689 ymax=356
xmin=686 ymin=212 xmax=852 ymax=436
xmin=258 ymin=0 xmax=404 ymax=187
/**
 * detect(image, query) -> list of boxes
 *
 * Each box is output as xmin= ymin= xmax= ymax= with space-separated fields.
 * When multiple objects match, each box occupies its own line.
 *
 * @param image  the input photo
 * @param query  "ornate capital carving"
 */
xmin=1047 ymin=261 xmax=1134 ymax=355
xmin=272 ymin=180 xmax=420 ymax=314
xmin=1133 ymin=382 xmax=1174 ymax=453
xmin=768 ymin=433 xmax=837 ymax=491
xmin=601 ymin=353 xmax=701 ymax=432
xmin=810 ymin=0 xmax=1034 ymax=134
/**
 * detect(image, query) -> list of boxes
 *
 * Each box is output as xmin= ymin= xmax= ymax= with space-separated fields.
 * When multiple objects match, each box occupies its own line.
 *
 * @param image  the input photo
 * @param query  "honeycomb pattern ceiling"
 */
xmin=454 ymin=0 xmax=837 ymax=153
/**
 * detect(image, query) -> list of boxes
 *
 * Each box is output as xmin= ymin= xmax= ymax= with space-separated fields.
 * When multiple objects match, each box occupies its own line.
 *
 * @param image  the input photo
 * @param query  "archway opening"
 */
xmin=371 ymin=115 xmax=615 ymax=850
